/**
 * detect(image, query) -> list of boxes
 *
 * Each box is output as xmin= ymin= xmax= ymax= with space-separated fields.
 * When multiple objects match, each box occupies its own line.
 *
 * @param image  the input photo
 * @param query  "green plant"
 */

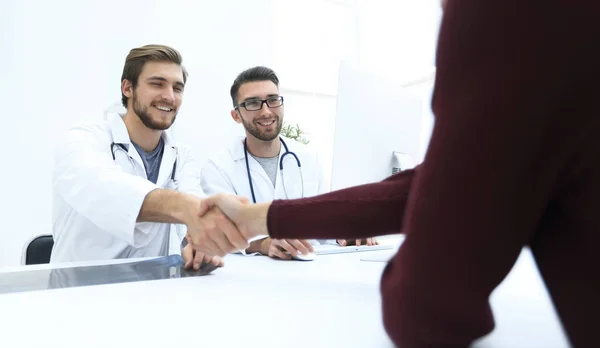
xmin=280 ymin=122 xmax=310 ymax=144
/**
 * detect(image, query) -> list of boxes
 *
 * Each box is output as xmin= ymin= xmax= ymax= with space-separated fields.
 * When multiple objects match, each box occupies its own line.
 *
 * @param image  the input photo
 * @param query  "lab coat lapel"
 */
xmin=273 ymin=143 xmax=286 ymax=200
xmin=231 ymin=137 xmax=277 ymax=202
xmin=156 ymin=144 xmax=176 ymax=187
xmin=126 ymin=145 xmax=145 ymax=175
xmin=107 ymin=113 xmax=145 ymax=177
xmin=156 ymin=132 xmax=177 ymax=187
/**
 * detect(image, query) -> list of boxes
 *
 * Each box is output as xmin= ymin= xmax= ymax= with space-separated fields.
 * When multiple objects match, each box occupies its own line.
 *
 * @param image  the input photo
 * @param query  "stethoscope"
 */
xmin=243 ymin=137 xmax=303 ymax=203
xmin=111 ymin=142 xmax=177 ymax=183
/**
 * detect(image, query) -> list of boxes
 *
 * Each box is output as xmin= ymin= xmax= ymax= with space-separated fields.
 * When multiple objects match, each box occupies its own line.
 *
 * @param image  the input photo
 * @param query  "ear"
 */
xmin=122 ymin=79 xmax=134 ymax=99
xmin=230 ymin=109 xmax=242 ymax=124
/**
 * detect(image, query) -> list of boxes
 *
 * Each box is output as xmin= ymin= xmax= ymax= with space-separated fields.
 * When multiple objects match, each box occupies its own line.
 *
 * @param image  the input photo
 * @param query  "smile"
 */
xmin=153 ymin=104 xmax=173 ymax=112
xmin=257 ymin=120 xmax=275 ymax=126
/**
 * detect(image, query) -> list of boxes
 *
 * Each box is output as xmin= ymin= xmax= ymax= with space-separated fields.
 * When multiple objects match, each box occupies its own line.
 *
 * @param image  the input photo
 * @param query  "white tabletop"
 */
xmin=0 ymin=239 xmax=570 ymax=348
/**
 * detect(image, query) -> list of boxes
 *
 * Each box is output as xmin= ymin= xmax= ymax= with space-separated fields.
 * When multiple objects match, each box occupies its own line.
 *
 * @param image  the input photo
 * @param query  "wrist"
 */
xmin=259 ymin=237 xmax=271 ymax=255
xmin=242 ymin=202 xmax=270 ymax=239
xmin=245 ymin=238 xmax=267 ymax=254
xmin=139 ymin=189 xmax=200 ymax=224
xmin=174 ymin=193 xmax=202 ymax=226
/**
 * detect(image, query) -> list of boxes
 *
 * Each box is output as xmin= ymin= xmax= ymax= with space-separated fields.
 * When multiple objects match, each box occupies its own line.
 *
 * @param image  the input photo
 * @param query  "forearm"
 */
xmin=138 ymin=189 xmax=201 ymax=225
xmin=267 ymin=168 xmax=415 ymax=240
xmin=380 ymin=0 xmax=588 ymax=346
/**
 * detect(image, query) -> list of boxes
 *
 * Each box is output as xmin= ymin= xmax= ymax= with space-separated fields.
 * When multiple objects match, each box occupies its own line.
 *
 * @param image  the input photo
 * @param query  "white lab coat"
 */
xmin=51 ymin=113 xmax=205 ymax=263
xmin=200 ymin=136 xmax=332 ymax=253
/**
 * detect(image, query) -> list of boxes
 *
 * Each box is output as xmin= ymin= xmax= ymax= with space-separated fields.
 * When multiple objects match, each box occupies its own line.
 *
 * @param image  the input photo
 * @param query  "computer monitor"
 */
xmin=330 ymin=61 xmax=428 ymax=191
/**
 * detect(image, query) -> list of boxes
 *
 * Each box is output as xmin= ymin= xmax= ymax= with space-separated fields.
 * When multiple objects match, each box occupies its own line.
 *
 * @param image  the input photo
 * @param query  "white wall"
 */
xmin=357 ymin=0 xmax=442 ymax=162
xmin=0 ymin=0 xmax=441 ymax=267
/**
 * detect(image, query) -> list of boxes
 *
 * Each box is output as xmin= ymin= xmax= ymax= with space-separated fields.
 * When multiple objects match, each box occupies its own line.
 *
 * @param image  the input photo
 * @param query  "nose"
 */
xmin=259 ymin=101 xmax=272 ymax=116
xmin=161 ymin=88 xmax=176 ymax=103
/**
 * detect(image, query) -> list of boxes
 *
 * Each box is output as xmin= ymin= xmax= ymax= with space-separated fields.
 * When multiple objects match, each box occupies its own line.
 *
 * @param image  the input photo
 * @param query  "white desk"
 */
xmin=0 ymin=243 xmax=570 ymax=348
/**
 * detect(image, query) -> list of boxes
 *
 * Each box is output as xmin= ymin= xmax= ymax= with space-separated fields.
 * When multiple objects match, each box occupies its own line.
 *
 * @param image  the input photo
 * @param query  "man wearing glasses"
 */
xmin=201 ymin=66 xmax=375 ymax=259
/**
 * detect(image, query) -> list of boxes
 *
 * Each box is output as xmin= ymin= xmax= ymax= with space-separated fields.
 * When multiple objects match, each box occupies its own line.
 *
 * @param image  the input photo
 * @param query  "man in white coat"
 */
xmin=200 ymin=66 xmax=376 ymax=259
xmin=51 ymin=45 xmax=246 ymax=271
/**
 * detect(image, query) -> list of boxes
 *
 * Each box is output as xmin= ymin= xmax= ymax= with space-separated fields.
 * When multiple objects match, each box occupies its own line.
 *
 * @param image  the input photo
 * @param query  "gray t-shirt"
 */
xmin=132 ymin=137 xmax=165 ymax=184
xmin=250 ymin=154 xmax=279 ymax=188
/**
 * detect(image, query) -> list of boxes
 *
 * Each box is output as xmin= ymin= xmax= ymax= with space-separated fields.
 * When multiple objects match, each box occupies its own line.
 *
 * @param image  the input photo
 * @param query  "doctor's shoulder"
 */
xmin=200 ymin=148 xmax=237 ymax=175
xmin=198 ymin=148 xmax=239 ymax=195
xmin=56 ymin=119 xmax=113 ymax=152
xmin=281 ymin=136 xmax=318 ymax=157
xmin=282 ymin=136 xmax=324 ymax=175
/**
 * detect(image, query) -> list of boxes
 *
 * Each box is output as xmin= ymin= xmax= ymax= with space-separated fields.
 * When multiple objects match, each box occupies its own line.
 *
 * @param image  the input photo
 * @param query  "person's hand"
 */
xmin=186 ymin=204 xmax=248 ymax=257
xmin=259 ymin=237 xmax=314 ymax=260
xmin=181 ymin=243 xmax=224 ymax=272
xmin=337 ymin=238 xmax=379 ymax=247
xmin=198 ymin=194 xmax=271 ymax=241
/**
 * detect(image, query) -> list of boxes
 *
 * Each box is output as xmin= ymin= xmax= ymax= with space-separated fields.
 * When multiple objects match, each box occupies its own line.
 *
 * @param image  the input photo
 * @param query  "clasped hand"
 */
xmin=185 ymin=194 xmax=268 ymax=258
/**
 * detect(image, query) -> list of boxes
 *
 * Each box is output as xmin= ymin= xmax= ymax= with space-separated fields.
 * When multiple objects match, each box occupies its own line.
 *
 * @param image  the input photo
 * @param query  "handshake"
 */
xmin=180 ymin=194 xmax=271 ymax=269
xmin=178 ymin=192 xmax=378 ymax=270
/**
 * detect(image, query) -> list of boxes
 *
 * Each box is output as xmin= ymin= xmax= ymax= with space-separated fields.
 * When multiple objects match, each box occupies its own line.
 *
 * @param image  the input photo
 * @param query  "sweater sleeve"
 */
xmin=268 ymin=167 xmax=416 ymax=240
xmin=381 ymin=0 xmax=596 ymax=346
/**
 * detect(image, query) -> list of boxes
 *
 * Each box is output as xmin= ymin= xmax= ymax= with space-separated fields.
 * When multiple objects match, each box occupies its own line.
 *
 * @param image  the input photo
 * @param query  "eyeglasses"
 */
xmin=236 ymin=96 xmax=284 ymax=111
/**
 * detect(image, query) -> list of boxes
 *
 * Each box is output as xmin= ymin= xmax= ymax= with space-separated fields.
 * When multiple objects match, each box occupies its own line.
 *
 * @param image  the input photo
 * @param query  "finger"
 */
xmin=300 ymin=239 xmax=314 ymax=253
xmin=214 ymin=256 xmax=225 ymax=267
xmin=198 ymin=256 xmax=224 ymax=272
xmin=203 ymin=254 xmax=224 ymax=267
xmin=207 ymin=233 xmax=229 ymax=257
xmin=181 ymin=244 xmax=194 ymax=269
xmin=289 ymin=239 xmax=311 ymax=255
xmin=374 ymin=238 xmax=380 ymax=245
xmin=193 ymin=249 xmax=206 ymax=270
xmin=215 ymin=210 xmax=248 ymax=251
xmin=277 ymin=240 xmax=299 ymax=256
xmin=209 ymin=194 xmax=242 ymax=222
xmin=270 ymin=247 xmax=291 ymax=260
xmin=337 ymin=239 xmax=347 ymax=247
xmin=196 ymin=210 xmax=238 ymax=256
xmin=367 ymin=238 xmax=373 ymax=246
xmin=198 ymin=196 xmax=217 ymax=217
xmin=356 ymin=239 xmax=361 ymax=246
xmin=192 ymin=233 xmax=225 ymax=257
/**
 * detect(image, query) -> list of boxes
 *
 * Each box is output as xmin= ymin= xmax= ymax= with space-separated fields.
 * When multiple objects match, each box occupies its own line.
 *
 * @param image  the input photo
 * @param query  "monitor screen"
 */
xmin=331 ymin=61 xmax=427 ymax=190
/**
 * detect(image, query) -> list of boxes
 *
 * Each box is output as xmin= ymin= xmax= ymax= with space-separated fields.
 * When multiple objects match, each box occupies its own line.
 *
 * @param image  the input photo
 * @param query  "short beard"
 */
xmin=241 ymin=116 xmax=282 ymax=141
xmin=132 ymin=93 xmax=176 ymax=130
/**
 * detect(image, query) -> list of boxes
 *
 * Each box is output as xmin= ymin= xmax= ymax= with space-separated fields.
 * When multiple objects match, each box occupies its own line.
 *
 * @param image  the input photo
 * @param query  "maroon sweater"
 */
xmin=267 ymin=0 xmax=600 ymax=346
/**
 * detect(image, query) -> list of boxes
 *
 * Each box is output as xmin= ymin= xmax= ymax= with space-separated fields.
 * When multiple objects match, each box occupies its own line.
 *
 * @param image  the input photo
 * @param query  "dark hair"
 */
xmin=121 ymin=44 xmax=188 ymax=108
xmin=230 ymin=66 xmax=279 ymax=107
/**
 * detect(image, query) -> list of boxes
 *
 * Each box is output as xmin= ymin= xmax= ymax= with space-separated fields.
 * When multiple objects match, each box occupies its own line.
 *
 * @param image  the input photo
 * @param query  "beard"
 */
xmin=132 ymin=93 xmax=177 ymax=131
xmin=241 ymin=115 xmax=282 ymax=141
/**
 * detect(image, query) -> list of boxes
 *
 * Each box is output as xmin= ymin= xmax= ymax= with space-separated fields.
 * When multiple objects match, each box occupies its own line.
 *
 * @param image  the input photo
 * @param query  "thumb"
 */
xmin=211 ymin=194 xmax=243 ymax=222
xmin=181 ymin=245 xmax=193 ymax=269
xmin=198 ymin=195 xmax=221 ymax=217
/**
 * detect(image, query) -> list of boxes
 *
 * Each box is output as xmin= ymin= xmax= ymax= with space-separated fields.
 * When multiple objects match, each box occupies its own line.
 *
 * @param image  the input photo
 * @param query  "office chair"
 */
xmin=21 ymin=234 xmax=54 ymax=265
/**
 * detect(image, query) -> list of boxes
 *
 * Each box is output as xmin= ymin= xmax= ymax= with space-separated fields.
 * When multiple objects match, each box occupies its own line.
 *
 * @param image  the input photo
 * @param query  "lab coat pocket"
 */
xmin=132 ymin=222 xmax=160 ymax=248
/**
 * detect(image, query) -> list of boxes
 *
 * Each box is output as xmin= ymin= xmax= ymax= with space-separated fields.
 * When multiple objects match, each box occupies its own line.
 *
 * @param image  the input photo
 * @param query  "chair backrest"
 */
xmin=22 ymin=234 xmax=54 ymax=265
